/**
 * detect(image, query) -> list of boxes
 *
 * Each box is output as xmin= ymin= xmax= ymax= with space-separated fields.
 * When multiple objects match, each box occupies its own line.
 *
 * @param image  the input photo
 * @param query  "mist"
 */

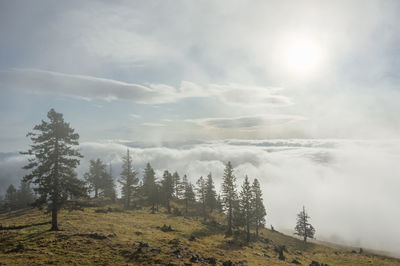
xmin=1 ymin=139 xmax=399 ymax=256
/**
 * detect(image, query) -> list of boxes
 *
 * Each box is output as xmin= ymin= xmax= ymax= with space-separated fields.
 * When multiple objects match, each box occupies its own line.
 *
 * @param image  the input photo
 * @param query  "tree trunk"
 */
xmin=227 ymin=205 xmax=232 ymax=236
xmin=304 ymin=235 xmax=307 ymax=242
xmin=255 ymin=221 xmax=259 ymax=240
xmin=50 ymin=207 xmax=59 ymax=231
xmin=185 ymin=199 xmax=188 ymax=215
xmin=167 ymin=199 xmax=170 ymax=213
xmin=246 ymin=221 xmax=250 ymax=242
xmin=151 ymin=202 xmax=155 ymax=214
xmin=95 ymin=187 xmax=98 ymax=198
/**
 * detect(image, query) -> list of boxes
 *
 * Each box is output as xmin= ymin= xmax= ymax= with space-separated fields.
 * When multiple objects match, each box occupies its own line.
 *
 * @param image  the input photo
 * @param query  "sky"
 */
xmin=1 ymin=0 xmax=400 ymax=257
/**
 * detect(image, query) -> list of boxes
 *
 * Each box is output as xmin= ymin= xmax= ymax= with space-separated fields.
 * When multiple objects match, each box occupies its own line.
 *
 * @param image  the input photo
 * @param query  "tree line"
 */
xmin=0 ymin=109 xmax=315 ymax=243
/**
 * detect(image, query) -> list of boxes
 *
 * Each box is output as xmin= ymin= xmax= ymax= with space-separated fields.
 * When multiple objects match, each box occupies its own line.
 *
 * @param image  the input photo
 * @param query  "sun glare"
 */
xmin=283 ymin=38 xmax=321 ymax=75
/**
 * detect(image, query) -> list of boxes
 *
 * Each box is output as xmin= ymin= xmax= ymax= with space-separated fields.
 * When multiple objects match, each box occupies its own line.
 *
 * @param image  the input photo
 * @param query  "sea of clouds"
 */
xmin=1 ymin=139 xmax=399 ymax=256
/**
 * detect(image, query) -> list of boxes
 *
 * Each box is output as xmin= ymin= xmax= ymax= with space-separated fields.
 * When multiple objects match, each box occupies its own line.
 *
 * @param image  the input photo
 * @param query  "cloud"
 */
xmin=187 ymin=115 xmax=304 ymax=129
xmin=129 ymin=114 xmax=141 ymax=119
xmin=142 ymin=122 xmax=166 ymax=127
xmin=0 ymin=69 xmax=205 ymax=104
xmin=2 ymin=139 xmax=400 ymax=257
xmin=0 ymin=69 xmax=292 ymax=108
xmin=209 ymin=84 xmax=292 ymax=107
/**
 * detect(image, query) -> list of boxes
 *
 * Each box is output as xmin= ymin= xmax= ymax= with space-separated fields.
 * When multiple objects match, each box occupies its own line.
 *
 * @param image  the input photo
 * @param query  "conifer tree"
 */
xmin=239 ymin=176 xmax=254 ymax=242
xmin=182 ymin=174 xmax=195 ymax=215
xmin=205 ymin=173 xmax=217 ymax=213
xmin=84 ymin=158 xmax=107 ymax=198
xmin=172 ymin=171 xmax=182 ymax=198
xmin=22 ymin=109 xmax=85 ymax=230
xmin=252 ymin=178 xmax=266 ymax=239
xmin=16 ymin=180 xmax=35 ymax=209
xmin=142 ymin=162 xmax=157 ymax=213
xmin=161 ymin=170 xmax=174 ymax=213
xmin=221 ymin=161 xmax=237 ymax=235
xmin=102 ymin=164 xmax=116 ymax=202
xmin=119 ymin=149 xmax=139 ymax=208
xmin=5 ymin=184 xmax=17 ymax=212
xmin=216 ymin=194 xmax=224 ymax=213
xmin=196 ymin=176 xmax=207 ymax=219
xmin=295 ymin=206 xmax=315 ymax=242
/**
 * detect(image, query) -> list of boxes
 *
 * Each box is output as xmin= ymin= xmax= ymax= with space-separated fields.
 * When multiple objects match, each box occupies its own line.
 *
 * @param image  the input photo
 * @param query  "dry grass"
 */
xmin=0 ymin=205 xmax=399 ymax=265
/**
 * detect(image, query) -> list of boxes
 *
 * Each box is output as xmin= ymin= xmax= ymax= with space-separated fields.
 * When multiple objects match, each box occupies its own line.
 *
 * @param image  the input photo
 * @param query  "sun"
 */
xmin=283 ymin=37 xmax=321 ymax=75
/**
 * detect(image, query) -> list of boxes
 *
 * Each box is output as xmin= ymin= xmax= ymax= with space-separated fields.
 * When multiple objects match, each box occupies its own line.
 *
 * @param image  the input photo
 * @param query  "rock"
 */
xmin=205 ymin=257 xmax=217 ymax=265
xmin=169 ymin=238 xmax=180 ymax=245
xmin=222 ymin=261 xmax=233 ymax=266
xmin=107 ymin=233 xmax=116 ymax=238
xmin=263 ymin=253 xmax=270 ymax=258
xmin=189 ymin=235 xmax=196 ymax=241
xmin=135 ymin=231 xmax=143 ymax=236
xmin=138 ymin=241 xmax=149 ymax=248
xmin=351 ymin=250 xmax=357 ymax=254
xmin=190 ymin=255 xmax=199 ymax=263
xmin=296 ymin=250 xmax=303 ymax=255
xmin=150 ymin=248 xmax=161 ymax=254
xmin=274 ymin=245 xmax=286 ymax=261
xmin=291 ymin=259 xmax=301 ymax=264
xmin=309 ymin=261 xmax=328 ymax=266
xmin=161 ymin=224 xmax=174 ymax=232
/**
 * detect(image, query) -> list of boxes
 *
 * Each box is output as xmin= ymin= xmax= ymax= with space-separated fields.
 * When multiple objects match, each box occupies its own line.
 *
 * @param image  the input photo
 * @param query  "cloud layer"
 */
xmin=1 ymin=139 xmax=399 ymax=256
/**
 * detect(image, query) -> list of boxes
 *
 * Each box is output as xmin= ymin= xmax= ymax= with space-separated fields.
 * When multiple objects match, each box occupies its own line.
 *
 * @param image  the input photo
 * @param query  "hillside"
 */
xmin=1 ymin=205 xmax=399 ymax=266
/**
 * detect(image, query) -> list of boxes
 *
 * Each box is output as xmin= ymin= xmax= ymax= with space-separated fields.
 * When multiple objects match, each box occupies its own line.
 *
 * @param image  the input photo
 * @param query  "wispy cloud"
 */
xmin=187 ymin=115 xmax=304 ymax=129
xmin=0 ymin=69 xmax=292 ymax=108
xmin=142 ymin=122 xmax=166 ymax=127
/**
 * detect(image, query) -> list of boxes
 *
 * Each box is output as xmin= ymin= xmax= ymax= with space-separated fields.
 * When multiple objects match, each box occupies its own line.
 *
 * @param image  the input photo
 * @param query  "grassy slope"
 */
xmin=1 ymin=206 xmax=399 ymax=266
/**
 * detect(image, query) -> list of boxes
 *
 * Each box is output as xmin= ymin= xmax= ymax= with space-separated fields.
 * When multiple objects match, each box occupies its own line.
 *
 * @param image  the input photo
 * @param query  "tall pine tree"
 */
xmin=119 ymin=149 xmax=139 ymax=208
xmin=205 ymin=173 xmax=217 ymax=213
xmin=22 ymin=109 xmax=85 ymax=230
xmin=239 ymin=176 xmax=254 ymax=242
xmin=182 ymin=174 xmax=195 ymax=215
xmin=221 ymin=161 xmax=237 ymax=235
xmin=172 ymin=171 xmax=182 ymax=199
xmin=102 ymin=164 xmax=116 ymax=202
xmin=196 ymin=176 xmax=207 ymax=219
xmin=252 ymin=178 xmax=266 ymax=239
xmin=142 ymin=162 xmax=157 ymax=213
xmin=161 ymin=170 xmax=174 ymax=213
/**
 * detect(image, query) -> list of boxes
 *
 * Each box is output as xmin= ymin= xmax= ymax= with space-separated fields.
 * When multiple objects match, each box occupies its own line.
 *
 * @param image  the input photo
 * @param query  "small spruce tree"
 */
xmin=5 ymin=184 xmax=17 ymax=212
xmin=252 ymin=178 xmax=266 ymax=239
xmin=84 ymin=158 xmax=107 ymax=198
xmin=294 ymin=206 xmax=315 ymax=242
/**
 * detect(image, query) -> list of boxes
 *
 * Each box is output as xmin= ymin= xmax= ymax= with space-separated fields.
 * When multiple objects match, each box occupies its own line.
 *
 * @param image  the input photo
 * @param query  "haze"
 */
xmin=1 ymin=0 xmax=400 ymax=257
